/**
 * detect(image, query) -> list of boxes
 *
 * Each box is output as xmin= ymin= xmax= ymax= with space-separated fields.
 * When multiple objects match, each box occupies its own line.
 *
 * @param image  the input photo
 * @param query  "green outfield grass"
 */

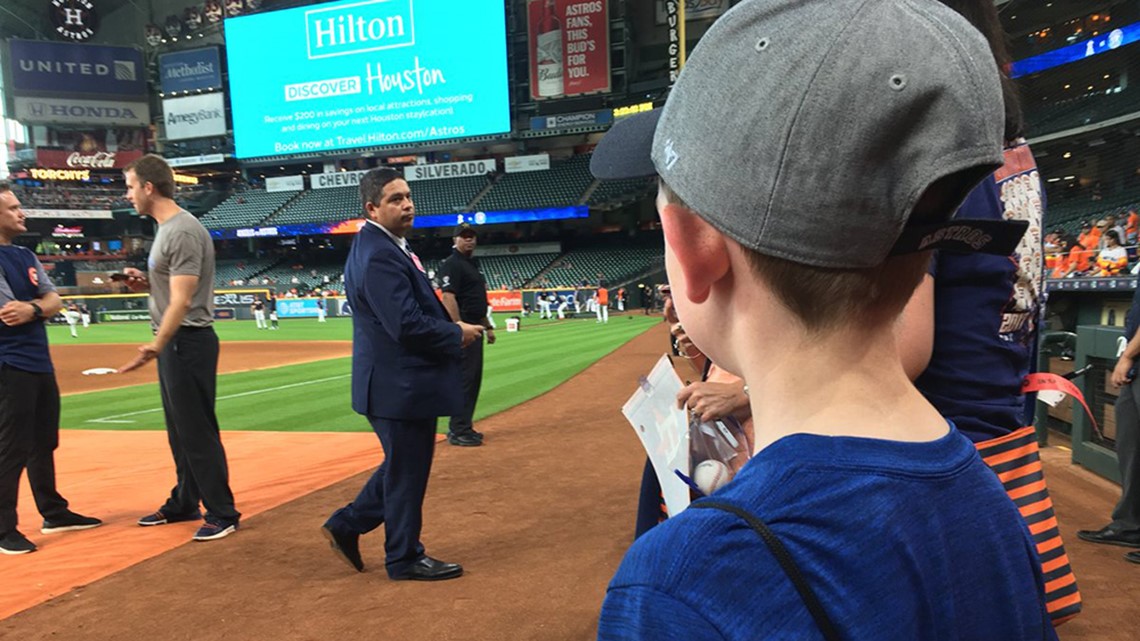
xmin=58 ymin=313 xmax=659 ymax=433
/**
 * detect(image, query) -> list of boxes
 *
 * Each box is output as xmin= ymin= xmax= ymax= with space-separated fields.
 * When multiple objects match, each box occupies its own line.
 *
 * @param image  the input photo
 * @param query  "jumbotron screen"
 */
xmin=225 ymin=0 xmax=510 ymax=159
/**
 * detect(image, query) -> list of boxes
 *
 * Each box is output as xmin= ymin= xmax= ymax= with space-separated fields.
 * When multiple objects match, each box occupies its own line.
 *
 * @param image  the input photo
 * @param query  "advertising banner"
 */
xmin=277 ymin=298 xmax=325 ymax=318
xmin=24 ymin=209 xmax=113 ymax=219
xmin=15 ymin=96 xmax=149 ymax=127
xmin=312 ymin=169 xmax=369 ymax=190
xmin=162 ymin=93 xmax=227 ymax=140
xmin=488 ymin=290 xmax=523 ymax=312
xmin=224 ymin=0 xmax=511 ymax=158
xmin=159 ymin=47 xmax=223 ymax=93
xmin=166 ymin=153 xmax=226 ymax=167
xmin=527 ymin=0 xmax=611 ymax=100
xmin=36 ymin=148 xmax=143 ymax=169
xmin=8 ymin=39 xmax=146 ymax=97
xmin=505 ymin=154 xmax=550 ymax=173
xmin=529 ymin=109 xmax=611 ymax=131
xmin=404 ymin=159 xmax=496 ymax=181
xmin=266 ymin=175 xmax=305 ymax=192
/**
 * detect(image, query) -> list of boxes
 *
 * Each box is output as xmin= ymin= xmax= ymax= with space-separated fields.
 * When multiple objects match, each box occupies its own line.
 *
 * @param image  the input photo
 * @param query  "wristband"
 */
xmin=29 ymin=302 xmax=43 ymax=319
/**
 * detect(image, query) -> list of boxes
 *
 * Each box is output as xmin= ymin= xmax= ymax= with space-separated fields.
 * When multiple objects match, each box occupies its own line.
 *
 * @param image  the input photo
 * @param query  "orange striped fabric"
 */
xmin=976 ymin=427 xmax=1081 ymax=625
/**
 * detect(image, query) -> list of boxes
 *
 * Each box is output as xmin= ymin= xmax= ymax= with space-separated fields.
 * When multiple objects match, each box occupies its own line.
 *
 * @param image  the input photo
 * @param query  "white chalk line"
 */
xmin=85 ymin=373 xmax=350 ymax=424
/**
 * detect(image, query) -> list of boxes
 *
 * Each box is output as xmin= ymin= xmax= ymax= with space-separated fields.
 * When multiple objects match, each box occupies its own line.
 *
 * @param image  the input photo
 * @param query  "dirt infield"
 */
xmin=50 ymin=341 xmax=352 ymax=395
xmin=4 ymin=324 xmax=1138 ymax=640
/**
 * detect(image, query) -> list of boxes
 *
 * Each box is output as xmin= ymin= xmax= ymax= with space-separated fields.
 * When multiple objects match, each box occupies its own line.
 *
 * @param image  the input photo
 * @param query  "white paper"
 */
xmin=621 ymin=355 xmax=691 ymax=516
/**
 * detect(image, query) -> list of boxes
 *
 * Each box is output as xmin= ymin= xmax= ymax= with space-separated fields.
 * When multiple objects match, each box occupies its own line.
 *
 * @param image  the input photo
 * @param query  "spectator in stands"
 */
xmin=1078 ymin=221 xmax=1097 ymax=251
xmin=1101 ymin=216 xmax=1126 ymax=250
xmin=1096 ymin=230 xmax=1128 ymax=276
xmin=1127 ymin=210 xmax=1139 ymax=245
xmin=1049 ymin=238 xmax=1071 ymax=279
xmin=1067 ymin=236 xmax=1094 ymax=273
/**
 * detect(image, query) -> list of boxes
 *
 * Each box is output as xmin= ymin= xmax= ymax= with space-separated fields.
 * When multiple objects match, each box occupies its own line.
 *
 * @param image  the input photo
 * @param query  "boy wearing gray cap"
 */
xmin=591 ymin=0 xmax=1057 ymax=638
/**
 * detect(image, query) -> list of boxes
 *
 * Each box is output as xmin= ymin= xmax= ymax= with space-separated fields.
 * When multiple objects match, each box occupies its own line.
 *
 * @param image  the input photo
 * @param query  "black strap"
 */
xmin=691 ymin=500 xmax=842 ymax=641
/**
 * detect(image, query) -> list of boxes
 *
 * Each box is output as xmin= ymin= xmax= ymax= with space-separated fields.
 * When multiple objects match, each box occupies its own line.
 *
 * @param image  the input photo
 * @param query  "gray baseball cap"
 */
xmin=592 ymin=0 xmax=1023 ymax=268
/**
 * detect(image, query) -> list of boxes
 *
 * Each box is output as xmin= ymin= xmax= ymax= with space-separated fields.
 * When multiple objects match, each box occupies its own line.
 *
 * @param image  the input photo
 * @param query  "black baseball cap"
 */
xmin=454 ymin=223 xmax=477 ymax=237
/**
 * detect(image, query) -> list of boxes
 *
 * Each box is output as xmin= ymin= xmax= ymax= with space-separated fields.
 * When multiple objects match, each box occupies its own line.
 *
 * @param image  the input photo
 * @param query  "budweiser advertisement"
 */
xmin=488 ymin=290 xmax=523 ymax=312
xmin=36 ymin=148 xmax=144 ymax=169
xmin=528 ymin=0 xmax=610 ymax=100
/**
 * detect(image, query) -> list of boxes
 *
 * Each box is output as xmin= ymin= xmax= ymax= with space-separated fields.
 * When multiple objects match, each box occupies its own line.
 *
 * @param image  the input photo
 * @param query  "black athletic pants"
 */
xmin=448 ymin=335 xmax=484 ymax=438
xmin=156 ymin=327 xmax=240 ymax=523
xmin=0 ymin=364 xmax=69 ymax=536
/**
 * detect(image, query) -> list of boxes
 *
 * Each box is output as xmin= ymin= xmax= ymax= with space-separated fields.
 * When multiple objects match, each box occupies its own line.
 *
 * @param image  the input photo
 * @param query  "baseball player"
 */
xmin=251 ymin=298 xmax=267 ymax=329
xmin=79 ymin=303 xmax=91 ymax=328
xmin=63 ymin=303 xmax=80 ymax=338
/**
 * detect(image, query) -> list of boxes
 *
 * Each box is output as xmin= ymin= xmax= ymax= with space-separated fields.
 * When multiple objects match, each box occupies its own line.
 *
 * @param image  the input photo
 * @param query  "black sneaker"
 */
xmin=42 ymin=511 xmax=103 ymax=534
xmin=0 ymin=530 xmax=37 ymax=555
xmin=447 ymin=433 xmax=482 ymax=447
xmin=193 ymin=518 xmax=239 ymax=541
xmin=138 ymin=509 xmax=203 ymax=527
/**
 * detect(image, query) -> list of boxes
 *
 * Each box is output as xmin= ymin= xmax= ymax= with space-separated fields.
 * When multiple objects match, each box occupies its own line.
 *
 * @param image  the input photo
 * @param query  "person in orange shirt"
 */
xmin=1049 ymin=239 xmax=1071 ymax=279
xmin=1067 ymin=240 xmax=1092 ymax=276
xmin=1127 ymin=210 xmax=1139 ymax=245
xmin=595 ymin=285 xmax=609 ymax=323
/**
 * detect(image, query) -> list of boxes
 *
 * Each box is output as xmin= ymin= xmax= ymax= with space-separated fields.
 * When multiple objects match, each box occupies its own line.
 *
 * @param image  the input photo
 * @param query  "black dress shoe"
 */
xmin=391 ymin=556 xmax=463 ymax=581
xmin=448 ymin=433 xmax=482 ymax=447
xmin=1076 ymin=524 xmax=1140 ymax=548
xmin=321 ymin=525 xmax=364 ymax=572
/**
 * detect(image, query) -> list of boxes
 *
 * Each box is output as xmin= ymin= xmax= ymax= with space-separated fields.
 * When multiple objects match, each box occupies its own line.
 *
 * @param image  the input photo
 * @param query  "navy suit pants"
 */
xmin=326 ymin=415 xmax=437 ymax=577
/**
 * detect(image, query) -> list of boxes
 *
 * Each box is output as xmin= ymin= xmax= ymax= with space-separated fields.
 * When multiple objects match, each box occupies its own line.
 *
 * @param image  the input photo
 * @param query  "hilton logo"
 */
xmin=305 ymin=0 xmax=415 ymax=60
xmin=52 ymin=0 xmax=98 ymax=41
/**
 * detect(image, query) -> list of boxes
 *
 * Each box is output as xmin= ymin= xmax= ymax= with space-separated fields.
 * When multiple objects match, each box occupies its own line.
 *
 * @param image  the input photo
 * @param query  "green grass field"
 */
xmin=54 ymin=314 xmax=658 ymax=433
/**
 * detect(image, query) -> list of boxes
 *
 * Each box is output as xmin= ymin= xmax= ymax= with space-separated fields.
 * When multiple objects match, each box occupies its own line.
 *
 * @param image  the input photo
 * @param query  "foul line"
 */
xmin=85 ymin=373 xmax=351 ymax=424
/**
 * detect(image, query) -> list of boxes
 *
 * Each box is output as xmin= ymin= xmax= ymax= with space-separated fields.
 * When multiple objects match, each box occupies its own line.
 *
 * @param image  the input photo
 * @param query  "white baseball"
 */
xmin=693 ymin=459 xmax=731 ymax=495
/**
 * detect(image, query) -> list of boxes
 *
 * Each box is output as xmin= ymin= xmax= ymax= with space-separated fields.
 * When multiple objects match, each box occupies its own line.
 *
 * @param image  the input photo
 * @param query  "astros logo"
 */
xmin=27 ymin=267 xmax=39 ymax=287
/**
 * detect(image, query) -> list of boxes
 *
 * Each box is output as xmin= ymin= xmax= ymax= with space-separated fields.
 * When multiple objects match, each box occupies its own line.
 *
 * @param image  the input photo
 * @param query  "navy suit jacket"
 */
xmin=345 ymin=222 xmax=462 ymax=419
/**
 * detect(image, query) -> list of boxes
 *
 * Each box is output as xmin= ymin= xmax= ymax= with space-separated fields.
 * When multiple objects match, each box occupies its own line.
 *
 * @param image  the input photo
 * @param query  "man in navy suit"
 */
xmin=322 ymin=168 xmax=484 ymax=580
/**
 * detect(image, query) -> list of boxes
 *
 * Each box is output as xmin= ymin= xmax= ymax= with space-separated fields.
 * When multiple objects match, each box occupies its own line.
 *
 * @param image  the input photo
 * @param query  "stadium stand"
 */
xmin=528 ymin=247 xmax=663 ymax=288
xmin=267 ymin=187 xmax=359 ymax=225
xmin=478 ymin=253 xmax=560 ymax=290
xmin=476 ymin=155 xmax=594 ymax=211
xmin=587 ymin=176 xmax=655 ymax=208
xmin=198 ymin=189 xmax=297 ymax=229
xmin=1026 ymin=86 xmax=1140 ymax=138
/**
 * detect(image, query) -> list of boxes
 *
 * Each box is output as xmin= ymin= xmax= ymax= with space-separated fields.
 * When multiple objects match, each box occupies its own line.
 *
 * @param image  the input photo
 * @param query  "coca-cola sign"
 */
xmin=36 ymin=148 xmax=144 ymax=169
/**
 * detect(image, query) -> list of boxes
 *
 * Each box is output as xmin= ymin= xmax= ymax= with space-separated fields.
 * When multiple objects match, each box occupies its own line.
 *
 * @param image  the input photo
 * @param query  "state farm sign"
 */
xmin=36 ymin=148 xmax=143 ymax=169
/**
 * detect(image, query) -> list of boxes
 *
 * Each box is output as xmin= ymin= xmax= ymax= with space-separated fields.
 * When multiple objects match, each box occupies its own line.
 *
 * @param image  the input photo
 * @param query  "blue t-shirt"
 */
xmin=915 ymin=142 xmax=1045 ymax=443
xmin=0 ymin=244 xmax=56 ymax=373
xmin=599 ymin=428 xmax=1057 ymax=641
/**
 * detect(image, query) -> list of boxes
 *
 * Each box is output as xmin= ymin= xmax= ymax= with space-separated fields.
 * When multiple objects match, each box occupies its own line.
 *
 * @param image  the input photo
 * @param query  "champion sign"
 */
xmin=162 ymin=93 xmax=227 ymax=140
xmin=159 ymin=47 xmax=223 ymax=93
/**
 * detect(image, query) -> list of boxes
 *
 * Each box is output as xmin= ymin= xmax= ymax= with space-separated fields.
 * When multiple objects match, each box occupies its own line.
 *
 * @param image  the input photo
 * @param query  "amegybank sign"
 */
xmin=162 ymin=93 xmax=227 ymax=140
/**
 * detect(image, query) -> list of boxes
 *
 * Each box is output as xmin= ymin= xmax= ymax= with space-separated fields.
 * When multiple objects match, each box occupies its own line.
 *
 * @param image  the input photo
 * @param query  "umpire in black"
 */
xmin=439 ymin=223 xmax=495 ymax=447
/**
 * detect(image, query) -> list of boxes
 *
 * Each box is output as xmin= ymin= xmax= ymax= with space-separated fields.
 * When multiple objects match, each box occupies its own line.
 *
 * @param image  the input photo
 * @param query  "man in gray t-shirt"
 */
xmin=119 ymin=155 xmax=240 ymax=542
xmin=146 ymin=209 xmax=215 ymax=330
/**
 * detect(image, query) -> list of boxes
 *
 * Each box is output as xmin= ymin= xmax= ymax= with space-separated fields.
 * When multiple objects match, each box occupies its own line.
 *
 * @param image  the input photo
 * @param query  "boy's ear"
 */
xmin=660 ymin=202 xmax=730 ymax=305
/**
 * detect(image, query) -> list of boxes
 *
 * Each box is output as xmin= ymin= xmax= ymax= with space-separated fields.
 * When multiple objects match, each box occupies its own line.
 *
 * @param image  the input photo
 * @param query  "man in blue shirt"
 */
xmin=589 ymin=0 xmax=1057 ymax=638
xmin=0 ymin=183 xmax=101 ymax=555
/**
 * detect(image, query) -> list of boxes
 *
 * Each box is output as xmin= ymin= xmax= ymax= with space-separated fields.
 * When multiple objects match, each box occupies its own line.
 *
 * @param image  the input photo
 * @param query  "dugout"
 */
xmin=1037 ymin=276 xmax=1135 ymax=483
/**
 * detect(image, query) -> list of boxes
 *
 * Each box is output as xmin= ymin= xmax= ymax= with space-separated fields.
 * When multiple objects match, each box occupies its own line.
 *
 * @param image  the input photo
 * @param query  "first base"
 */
xmin=82 ymin=368 xmax=118 ymax=376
